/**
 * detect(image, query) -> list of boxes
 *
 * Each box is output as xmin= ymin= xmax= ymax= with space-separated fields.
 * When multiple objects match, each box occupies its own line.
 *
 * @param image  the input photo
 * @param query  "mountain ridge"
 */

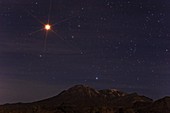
xmin=0 ymin=85 xmax=169 ymax=113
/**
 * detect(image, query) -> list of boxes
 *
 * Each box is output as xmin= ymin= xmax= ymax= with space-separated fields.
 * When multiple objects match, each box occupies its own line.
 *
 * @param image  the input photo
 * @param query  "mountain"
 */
xmin=145 ymin=96 xmax=170 ymax=113
xmin=0 ymin=85 xmax=169 ymax=113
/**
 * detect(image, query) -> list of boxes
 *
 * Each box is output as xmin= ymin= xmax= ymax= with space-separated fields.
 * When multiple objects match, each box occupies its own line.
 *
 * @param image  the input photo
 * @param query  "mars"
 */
xmin=45 ymin=24 xmax=51 ymax=30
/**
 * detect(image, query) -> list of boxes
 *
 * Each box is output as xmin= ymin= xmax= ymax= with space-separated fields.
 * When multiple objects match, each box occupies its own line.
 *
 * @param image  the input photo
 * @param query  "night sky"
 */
xmin=0 ymin=0 xmax=170 ymax=104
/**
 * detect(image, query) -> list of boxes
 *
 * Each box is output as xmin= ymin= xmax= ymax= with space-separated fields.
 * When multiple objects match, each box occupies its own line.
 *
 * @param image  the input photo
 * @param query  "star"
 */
xmin=27 ymin=1 xmax=79 ymax=52
xmin=39 ymin=54 xmax=43 ymax=58
xmin=45 ymin=24 xmax=51 ymax=31
xmin=95 ymin=77 xmax=99 ymax=80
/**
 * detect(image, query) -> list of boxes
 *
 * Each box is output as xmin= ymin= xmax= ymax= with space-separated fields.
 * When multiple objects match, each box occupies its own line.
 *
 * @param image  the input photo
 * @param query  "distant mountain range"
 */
xmin=0 ymin=85 xmax=170 ymax=113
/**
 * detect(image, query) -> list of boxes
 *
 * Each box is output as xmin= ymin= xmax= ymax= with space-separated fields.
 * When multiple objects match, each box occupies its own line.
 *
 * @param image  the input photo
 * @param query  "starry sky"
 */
xmin=0 ymin=0 xmax=170 ymax=104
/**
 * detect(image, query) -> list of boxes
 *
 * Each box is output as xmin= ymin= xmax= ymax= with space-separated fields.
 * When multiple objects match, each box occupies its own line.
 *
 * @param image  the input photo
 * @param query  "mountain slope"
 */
xmin=0 ymin=85 xmax=169 ymax=113
xmin=146 ymin=96 xmax=170 ymax=113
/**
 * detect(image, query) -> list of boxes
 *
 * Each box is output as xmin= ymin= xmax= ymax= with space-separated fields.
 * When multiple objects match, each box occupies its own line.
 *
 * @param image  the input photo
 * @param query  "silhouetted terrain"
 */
xmin=0 ymin=85 xmax=170 ymax=113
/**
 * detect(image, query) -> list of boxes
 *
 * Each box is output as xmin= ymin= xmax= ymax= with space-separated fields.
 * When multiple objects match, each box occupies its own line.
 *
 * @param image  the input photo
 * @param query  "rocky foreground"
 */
xmin=0 ymin=85 xmax=170 ymax=113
